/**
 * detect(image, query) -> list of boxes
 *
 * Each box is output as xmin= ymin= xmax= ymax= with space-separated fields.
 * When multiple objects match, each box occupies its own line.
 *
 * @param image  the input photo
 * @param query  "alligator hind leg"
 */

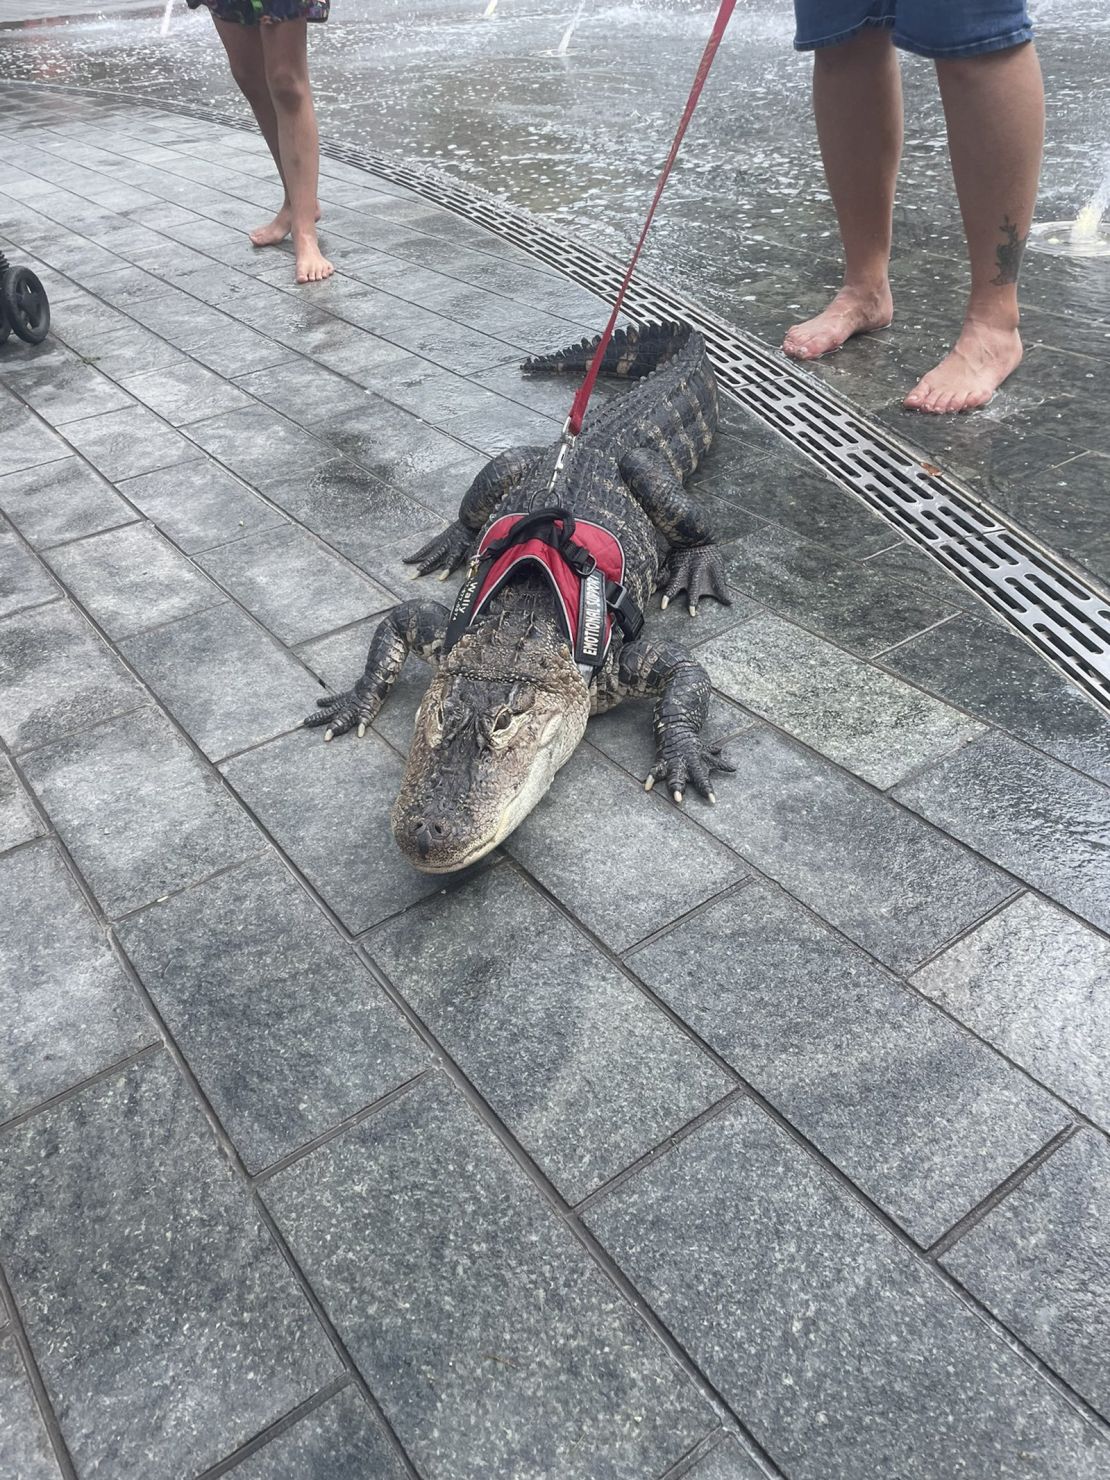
xmin=618 ymin=638 xmax=737 ymax=804
xmin=405 ymin=444 xmax=547 ymax=579
xmin=619 ymin=449 xmax=732 ymax=616
xmin=304 ymin=600 xmax=449 ymax=741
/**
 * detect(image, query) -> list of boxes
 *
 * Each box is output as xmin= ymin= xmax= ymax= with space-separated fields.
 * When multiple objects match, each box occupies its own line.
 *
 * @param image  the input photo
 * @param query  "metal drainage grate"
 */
xmin=18 ymin=83 xmax=1110 ymax=710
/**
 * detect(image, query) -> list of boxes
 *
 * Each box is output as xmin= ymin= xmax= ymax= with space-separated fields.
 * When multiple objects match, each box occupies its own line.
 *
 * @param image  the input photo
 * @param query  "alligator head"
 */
xmin=391 ymin=598 xmax=590 ymax=874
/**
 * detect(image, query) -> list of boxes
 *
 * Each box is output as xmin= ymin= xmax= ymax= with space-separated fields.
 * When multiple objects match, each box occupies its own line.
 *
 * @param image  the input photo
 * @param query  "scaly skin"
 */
xmin=305 ymin=321 xmax=735 ymax=873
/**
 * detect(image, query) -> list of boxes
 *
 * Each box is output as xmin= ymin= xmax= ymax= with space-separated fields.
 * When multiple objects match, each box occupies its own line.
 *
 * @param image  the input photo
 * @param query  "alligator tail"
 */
xmin=521 ymin=319 xmax=690 ymax=379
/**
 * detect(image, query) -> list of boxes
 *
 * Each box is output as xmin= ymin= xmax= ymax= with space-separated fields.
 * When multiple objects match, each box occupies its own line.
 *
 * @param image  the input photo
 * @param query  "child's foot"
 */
xmin=783 ymin=283 xmax=894 ymax=360
xmin=250 ymin=202 xmax=322 ymax=248
xmin=293 ymin=229 xmax=334 ymax=284
xmin=904 ymin=320 xmax=1023 ymax=413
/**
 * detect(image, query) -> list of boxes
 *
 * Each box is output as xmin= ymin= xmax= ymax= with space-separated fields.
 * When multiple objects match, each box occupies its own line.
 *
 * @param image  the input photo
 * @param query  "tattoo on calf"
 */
xmin=992 ymin=214 xmax=1027 ymax=286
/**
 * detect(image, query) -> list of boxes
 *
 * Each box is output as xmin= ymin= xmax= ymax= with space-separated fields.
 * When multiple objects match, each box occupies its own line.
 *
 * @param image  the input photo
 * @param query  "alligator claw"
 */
xmin=304 ymin=683 xmax=385 ymax=741
xmin=405 ymin=521 xmax=473 ymax=580
xmin=647 ymin=729 xmax=736 ymax=805
xmin=660 ymin=544 xmax=732 ymax=617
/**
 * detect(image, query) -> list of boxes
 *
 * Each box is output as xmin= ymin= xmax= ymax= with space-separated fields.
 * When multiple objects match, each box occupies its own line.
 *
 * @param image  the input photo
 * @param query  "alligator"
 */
xmin=305 ymin=320 xmax=735 ymax=873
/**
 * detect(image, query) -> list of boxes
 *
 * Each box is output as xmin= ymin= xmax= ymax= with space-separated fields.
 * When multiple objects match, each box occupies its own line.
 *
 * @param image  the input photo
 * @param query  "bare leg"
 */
xmin=905 ymin=43 xmax=1044 ymax=413
xmin=213 ymin=19 xmax=318 ymax=247
xmin=260 ymin=19 xmax=332 ymax=279
xmin=783 ymin=26 xmax=901 ymax=361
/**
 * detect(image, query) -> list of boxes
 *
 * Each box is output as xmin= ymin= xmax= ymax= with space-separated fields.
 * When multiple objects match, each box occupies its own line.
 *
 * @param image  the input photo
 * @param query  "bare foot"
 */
xmin=293 ymin=230 xmax=334 ymax=284
xmin=904 ymin=320 xmax=1023 ymax=414
xmin=782 ymin=284 xmax=894 ymax=360
xmin=250 ymin=202 xmax=322 ymax=249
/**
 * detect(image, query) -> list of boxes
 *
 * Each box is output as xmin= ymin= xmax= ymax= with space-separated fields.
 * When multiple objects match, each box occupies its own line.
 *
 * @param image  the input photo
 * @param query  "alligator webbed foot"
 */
xmin=645 ymin=724 xmax=737 ymax=806
xmin=304 ymin=681 xmax=388 ymax=741
xmin=659 ymin=545 xmax=732 ymax=617
xmin=405 ymin=520 xmax=473 ymax=581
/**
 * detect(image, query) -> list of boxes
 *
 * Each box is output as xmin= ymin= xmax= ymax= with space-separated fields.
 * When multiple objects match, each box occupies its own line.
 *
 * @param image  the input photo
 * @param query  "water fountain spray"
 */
xmin=482 ymin=0 xmax=497 ymax=16
xmin=555 ymin=0 xmax=587 ymax=56
xmin=159 ymin=0 xmax=175 ymax=36
xmin=1029 ymin=155 xmax=1110 ymax=259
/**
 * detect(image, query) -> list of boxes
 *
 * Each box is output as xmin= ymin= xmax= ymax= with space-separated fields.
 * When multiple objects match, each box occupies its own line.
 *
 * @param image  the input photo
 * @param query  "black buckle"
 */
xmin=606 ymin=581 xmax=644 ymax=640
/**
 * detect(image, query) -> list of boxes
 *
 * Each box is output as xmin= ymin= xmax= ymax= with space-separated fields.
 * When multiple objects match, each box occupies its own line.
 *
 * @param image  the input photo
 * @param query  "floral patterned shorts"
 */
xmin=187 ymin=0 xmax=328 ymax=24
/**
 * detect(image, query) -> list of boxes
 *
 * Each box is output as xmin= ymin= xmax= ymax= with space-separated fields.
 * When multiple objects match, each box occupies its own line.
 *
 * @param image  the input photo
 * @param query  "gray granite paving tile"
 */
xmin=631 ymin=882 xmax=1067 ymax=1243
xmin=0 ymin=456 xmax=136 ymax=549
xmin=222 ymin=1386 xmax=408 ymax=1479
xmin=0 ymin=528 xmax=59 ymax=618
xmin=895 ymin=732 xmax=1110 ymax=934
xmin=292 ymin=320 xmax=418 ymax=387
xmin=42 ymin=521 xmax=226 ymax=640
xmin=233 ymin=357 xmax=371 ymax=426
xmin=586 ymin=1098 xmax=1110 ymax=1480
xmin=0 ymin=396 xmax=69 ymax=478
xmin=313 ymin=396 xmax=481 ymax=505
xmin=0 ymin=1054 xmax=338 ymax=1479
xmin=913 ymin=893 xmax=1110 ymax=1130
xmin=884 ymin=616 xmax=1110 ymax=785
xmin=702 ymin=614 xmax=982 ymax=788
xmin=684 ymin=1437 xmax=768 ymax=1480
xmin=186 ymin=405 xmax=334 ymax=487
xmin=118 ymin=360 xmax=255 ymax=426
xmin=117 ymin=459 xmax=287 ymax=553
xmin=2 ymin=358 xmax=134 ymax=428
xmin=172 ymin=322 xmax=296 ymax=380
xmin=264 ymin=1073 xmax=712 ymax=1480
xmin=22 ymin=706 xmax=262 ymax=918
xmin=0 ymin=755 xmax=43 ymax=853
xmin=0 ymin=840 xmax=151 ymax=1122
xmin=197 ymin=526 xmax=392 ymax=645
xmin=0 ymin=599 xmax=143 ymax=752
xmin=721 ymin=524 xmax=961 ymax=657
xmin=702 ymin=449 xmax=897 ymax=558
xmin=221 ymin=727 xmax=441 ymax=933
xmin=120 ymin=604 xmax=311 ymax=761
xmin=691 ymin=725 xmax=1013 ymax=973
xmin=368 ymin=865 xmax=730 ymax=1203
xmin=0 ymin=1327 xmax=60 ymax=1480
xmin=59 ymin=404 xmax=197 ymax=482
xmin=261 ymin=457 xmax=446 ymax=596
xmin=80 ymin=324 xmax=192 ymax=380
xmin=119 ymin=854 xmax=423 ymax=1171
xmin=509 ymin=747 xmax=746 ymax=952
xmin=941 ymin=1129 xmax=1110 ymax=1419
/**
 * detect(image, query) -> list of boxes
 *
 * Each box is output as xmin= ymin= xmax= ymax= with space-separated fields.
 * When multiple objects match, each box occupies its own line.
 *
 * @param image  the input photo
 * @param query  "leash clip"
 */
xmin=546 ymin=417 xmax=576 ymax=497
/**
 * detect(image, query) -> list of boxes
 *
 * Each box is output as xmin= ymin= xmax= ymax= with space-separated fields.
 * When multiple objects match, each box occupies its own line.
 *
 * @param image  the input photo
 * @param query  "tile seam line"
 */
xmin=0 ymin=1263 xmax=78 ymax=1480
xmin=0 ymin=1043 xmax=162 ymax=1138
xmin=926 ymin=1123 xmax=1082 ymax=1262
xmin=342 ymin=946 xmax=787 ymax=1478
xmin=194 ymin=1374 xmax=353 ymax=1480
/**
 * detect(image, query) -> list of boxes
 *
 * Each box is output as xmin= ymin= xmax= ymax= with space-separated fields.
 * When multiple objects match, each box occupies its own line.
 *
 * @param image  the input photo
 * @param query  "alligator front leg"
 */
xmin=619 ymin=638 xmax=737 ymax=805
xmin=405 ymin=444 xmax=547 ymax=579
xmin=619 ymin=449 xmax=732 ymax=616
xmin=304 ymin=600 xmax=449 ymax=741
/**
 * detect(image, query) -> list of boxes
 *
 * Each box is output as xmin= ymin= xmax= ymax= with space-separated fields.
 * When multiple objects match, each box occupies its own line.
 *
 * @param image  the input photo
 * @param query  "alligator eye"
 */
xmin=493 ymin=710 xmax=514 ymax=732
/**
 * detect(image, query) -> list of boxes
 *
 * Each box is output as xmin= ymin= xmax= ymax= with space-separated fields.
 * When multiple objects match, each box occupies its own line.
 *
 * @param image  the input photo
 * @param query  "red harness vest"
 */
xmin=445 ymin=507 xmax=643 ymax=669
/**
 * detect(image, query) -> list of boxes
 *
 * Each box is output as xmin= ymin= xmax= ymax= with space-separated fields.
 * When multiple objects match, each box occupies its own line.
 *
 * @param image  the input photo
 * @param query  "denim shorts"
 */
xmin=793 ymin=0 xmax=1033 ymax=58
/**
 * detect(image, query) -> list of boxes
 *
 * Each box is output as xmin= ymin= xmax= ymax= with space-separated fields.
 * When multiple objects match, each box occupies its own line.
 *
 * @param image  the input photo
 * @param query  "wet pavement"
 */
xmin=2 ymin=77 xmax=1110 ymax=1479
xmin=0 ymin=0 xmax=1109 ymax=585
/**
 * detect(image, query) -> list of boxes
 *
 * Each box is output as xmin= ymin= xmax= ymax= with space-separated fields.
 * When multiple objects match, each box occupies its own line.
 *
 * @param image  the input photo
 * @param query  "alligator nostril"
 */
xmin=413 ymin=819 xmax=448 ymax=857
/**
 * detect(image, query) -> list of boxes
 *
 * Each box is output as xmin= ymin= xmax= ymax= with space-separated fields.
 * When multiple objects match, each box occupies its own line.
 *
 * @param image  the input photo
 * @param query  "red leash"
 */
xmin=562 ymin=0 xmax=738 ymax=440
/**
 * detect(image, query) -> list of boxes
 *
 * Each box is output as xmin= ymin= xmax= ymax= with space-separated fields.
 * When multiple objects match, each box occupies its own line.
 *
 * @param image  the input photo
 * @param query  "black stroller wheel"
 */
xmin=1 ymin=267 xmax=50 ymax=345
